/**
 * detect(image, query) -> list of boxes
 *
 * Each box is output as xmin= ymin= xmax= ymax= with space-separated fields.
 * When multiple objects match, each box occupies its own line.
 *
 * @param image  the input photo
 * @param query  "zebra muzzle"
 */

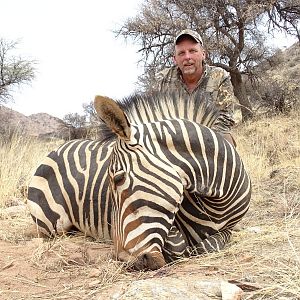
xmin=118 ymin=250 xmax=166 ymax=271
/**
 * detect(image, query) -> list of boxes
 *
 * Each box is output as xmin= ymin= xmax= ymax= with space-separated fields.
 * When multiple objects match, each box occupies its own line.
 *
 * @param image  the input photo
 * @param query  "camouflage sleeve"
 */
xmin=211 ymin=74 xmax=240 ymax=133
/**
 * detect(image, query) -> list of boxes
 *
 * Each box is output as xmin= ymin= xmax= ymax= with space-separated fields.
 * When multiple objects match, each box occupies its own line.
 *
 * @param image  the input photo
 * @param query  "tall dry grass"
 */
xmin=229 ymin=109 xmax=300 ymax=299
xmin=235 ymin=109 xmax=299 ymax=184
xmin=0 ymin=128 xmax=63 ymax=207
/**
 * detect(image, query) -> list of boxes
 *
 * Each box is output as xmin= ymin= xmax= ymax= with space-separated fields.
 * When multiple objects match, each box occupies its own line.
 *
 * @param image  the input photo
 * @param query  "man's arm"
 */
xmin=211 ymin=72 xmax=240 ymax=134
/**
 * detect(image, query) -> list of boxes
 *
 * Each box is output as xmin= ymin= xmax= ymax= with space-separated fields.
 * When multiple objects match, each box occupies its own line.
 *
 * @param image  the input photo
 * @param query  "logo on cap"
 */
xmin=175 ymin=29 xmax=203 ymax=46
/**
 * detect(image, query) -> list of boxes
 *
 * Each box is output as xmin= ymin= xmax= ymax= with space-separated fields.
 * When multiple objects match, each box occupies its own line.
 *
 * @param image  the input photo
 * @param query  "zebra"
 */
xmin=27 ymin=91 xmax=251 ymax=270
xmin=95 ymin=96 xmax=251 ymax=268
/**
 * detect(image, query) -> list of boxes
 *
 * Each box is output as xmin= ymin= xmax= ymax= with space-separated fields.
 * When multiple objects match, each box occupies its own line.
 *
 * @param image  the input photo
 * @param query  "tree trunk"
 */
xmin=230 ymin=69 xmax=253 ymax=121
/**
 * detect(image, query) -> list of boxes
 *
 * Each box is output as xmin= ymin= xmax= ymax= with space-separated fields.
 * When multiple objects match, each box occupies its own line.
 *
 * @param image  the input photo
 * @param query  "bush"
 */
xmin=247 ymin=71 xmax=299 ymax=114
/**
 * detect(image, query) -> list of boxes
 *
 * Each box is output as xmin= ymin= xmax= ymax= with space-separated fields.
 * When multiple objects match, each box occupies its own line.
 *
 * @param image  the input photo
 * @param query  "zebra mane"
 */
xmin=120 ymin=90 xmax=220 ymax=126
xmin=99 ymin=90 xmax=221 ymax=142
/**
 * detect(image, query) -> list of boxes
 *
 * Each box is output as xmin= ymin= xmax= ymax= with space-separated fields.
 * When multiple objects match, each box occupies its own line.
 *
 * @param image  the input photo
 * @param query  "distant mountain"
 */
xmin=28 ymin=112 xmax=66 ymax=135
xmin=0 ymin=105 xmax=69 ymax=138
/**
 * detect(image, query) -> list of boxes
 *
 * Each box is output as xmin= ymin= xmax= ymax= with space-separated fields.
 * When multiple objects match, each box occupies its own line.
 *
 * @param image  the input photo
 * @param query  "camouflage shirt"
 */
xmin=154 ymin=65 xmax=239 ymax=133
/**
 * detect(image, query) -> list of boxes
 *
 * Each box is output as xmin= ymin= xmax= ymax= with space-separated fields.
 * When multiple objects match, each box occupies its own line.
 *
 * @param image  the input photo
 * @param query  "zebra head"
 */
xmin=95 ymin=96 xmax=184 ymax=270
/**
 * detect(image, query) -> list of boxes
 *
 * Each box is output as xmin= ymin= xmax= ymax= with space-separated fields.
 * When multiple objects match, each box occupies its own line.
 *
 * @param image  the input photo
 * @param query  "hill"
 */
xmin=247 ymin=42 xmax=299 ymax=112
xmin=0 ymin=105 xmax=69 ymax=138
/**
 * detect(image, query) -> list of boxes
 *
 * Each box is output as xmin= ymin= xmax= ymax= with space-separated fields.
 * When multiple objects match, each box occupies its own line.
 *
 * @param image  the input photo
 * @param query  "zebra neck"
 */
xmin=147 ymin=119 xmax=234 ymax=198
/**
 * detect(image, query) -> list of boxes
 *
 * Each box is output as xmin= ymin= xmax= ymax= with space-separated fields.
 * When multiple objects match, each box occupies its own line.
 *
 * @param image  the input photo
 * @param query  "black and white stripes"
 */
xmin=28 ymin=139 xmax=114 ymax=240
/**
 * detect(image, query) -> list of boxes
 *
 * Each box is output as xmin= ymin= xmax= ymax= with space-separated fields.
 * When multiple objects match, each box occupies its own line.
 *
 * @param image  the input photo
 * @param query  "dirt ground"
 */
xmin=0 ymin=167 xmax=299 ymax=300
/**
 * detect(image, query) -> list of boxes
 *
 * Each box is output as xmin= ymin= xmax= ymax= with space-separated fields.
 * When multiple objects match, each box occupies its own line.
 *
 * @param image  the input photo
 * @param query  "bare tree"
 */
xmin=117 ymin=0 xmax=299 ymax=121
xmin=63 ymin=112 xmax=86 ymax=128
xmin=63 ymin=100 xmax=102 ymax=130
xmin=62 ymin=104 xmax=102 ymax=140
xmin=266 ymin=0 xmax=300 ymax=40
xmin=0 ymin=38 xmax=36 ymax=104
xmin=82 ymin=101 xmax=100 ymax=125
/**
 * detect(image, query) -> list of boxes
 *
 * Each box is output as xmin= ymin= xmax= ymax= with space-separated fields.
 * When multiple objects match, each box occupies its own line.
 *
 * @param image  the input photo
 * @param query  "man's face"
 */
xmin=174 ymin=37 xmax=205 ymax=76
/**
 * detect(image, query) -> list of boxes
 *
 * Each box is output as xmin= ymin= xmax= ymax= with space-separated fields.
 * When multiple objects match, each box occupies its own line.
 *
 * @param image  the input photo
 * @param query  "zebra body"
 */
xmin=27 ymin=92 xmax=251 ymax=270
xmin=28 ymin=139 xmax=114 ymax=240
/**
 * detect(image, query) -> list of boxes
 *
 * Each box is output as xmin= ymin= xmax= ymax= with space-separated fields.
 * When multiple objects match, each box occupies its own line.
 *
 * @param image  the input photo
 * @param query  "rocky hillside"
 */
xmin=0 ymin=105 xmax=68 ymax=138
xmin=245 ymin=42 xmax=299 ymax=111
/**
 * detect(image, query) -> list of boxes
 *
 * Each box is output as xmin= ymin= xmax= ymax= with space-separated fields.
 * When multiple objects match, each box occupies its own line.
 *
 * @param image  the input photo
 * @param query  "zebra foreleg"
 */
xmin=186 ymin=229 xmax=232 ymax=256
xmin=27 ymin=198 xmax=75 ymax=238
xmin=162 ymin=225 xmax=189 ymax=263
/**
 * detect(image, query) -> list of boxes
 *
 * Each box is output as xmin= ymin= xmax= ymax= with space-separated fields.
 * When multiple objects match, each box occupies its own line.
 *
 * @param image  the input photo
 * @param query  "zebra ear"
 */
xmin=94 ymin=95 xmax=131 ymax=140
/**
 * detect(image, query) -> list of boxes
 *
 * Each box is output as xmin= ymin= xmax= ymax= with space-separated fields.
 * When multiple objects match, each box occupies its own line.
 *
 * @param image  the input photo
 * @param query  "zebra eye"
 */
xmin=113 ymin=171 xmax=126 ymax=186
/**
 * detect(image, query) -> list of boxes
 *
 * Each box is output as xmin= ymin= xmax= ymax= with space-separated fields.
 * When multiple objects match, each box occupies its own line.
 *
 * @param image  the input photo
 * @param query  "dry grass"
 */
xmin=0 ymin=110 xmax=299 ymax=299
xmin=0 ymin=129 xmax=63 ymax=207
xmin=228 ymin=109 xmax=300 ymax=299
xmin=235 ymin=109 xmax=299 ymax=184
xmin=28 ymin=235 xmax=131 ymax=298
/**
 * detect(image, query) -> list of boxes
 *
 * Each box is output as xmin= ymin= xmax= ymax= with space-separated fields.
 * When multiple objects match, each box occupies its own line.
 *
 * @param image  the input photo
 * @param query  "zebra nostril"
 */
xmin=142 ymin=253 xmax=148 ymax=261
xmin=142 ymin=253 xmax=151 ymax=268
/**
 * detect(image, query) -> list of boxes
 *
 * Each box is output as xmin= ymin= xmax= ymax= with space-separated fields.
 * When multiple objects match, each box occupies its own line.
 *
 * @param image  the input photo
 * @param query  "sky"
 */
xmin=1 ymin=0 xmax=297 ymax=119
xmin=2 ymin=0 xmax=143 ymax=119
